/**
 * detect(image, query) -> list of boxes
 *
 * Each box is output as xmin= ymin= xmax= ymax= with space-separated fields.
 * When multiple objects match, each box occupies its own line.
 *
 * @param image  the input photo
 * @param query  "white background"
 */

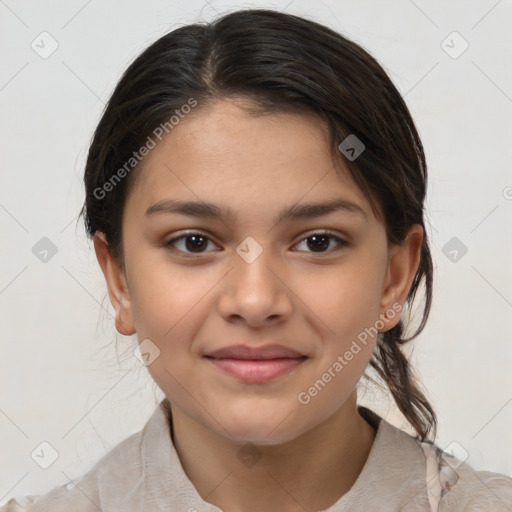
xmin=1 ymin=0 xmax=511 ymax=504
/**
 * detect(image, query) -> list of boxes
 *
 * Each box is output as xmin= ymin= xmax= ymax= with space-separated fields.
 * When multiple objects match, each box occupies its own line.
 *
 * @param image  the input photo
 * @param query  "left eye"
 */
xmin=164 ymin=231 xmax=348 ymax=255
xmin=293 ymin=232 xmax=348 ymax=253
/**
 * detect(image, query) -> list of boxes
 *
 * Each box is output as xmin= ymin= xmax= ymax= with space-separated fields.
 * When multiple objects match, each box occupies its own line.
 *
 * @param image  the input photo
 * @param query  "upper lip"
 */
xmin=204 ymin=344 xmax=306 ymax=360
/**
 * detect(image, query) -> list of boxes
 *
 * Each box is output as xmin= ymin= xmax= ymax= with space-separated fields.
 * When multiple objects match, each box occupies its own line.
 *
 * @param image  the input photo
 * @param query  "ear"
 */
xmin=93 ymin=232 xmax=135 ymax=336
xmin=379 ymin=224 xmax=423 ymax=331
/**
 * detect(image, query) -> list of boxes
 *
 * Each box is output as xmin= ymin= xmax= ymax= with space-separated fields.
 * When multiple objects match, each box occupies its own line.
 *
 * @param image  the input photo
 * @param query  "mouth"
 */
xmin=203 ymin=343 xmax=308 ymax=383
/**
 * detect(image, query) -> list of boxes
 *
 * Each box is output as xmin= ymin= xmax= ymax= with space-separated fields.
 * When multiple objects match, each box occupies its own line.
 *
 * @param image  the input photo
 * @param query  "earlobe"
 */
xmin=93 ymin=232 xmax=136 ymax=336
xmin=379 ymin=225 xmax=423 ymax=331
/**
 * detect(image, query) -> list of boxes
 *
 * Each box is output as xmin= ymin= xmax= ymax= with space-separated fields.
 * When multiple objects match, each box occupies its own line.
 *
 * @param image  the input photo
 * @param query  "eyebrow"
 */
xmin=145 ymin=197 xmax=367 ymax=224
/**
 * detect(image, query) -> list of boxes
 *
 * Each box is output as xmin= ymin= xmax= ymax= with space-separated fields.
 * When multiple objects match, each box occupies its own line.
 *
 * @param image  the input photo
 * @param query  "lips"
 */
xmin=203 ymin=344 xmax=307 ymax=383
xmin=204 ymin=344 xmax=305 ymax=360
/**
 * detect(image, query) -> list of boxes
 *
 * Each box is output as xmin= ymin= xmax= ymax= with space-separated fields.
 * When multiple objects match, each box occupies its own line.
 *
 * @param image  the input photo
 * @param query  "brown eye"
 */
xmin=164 ymin=232 xmax=218 ymax=254
xmin=293 ymin=232 xmax=348 ymax=253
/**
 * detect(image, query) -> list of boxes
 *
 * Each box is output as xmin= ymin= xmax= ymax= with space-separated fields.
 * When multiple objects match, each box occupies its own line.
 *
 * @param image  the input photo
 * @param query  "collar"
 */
xmin=141 ymin=398 xmax=430 ymax=511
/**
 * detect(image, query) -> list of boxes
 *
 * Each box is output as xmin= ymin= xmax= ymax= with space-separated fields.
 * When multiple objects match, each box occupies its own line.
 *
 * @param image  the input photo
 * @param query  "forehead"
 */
xmin=124 ymin=98 xmax=372 ymax=222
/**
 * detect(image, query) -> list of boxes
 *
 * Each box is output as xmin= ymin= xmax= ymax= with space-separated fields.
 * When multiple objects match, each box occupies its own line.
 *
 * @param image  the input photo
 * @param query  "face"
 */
xmin=95 ymin=97 xmax=421 ymax=446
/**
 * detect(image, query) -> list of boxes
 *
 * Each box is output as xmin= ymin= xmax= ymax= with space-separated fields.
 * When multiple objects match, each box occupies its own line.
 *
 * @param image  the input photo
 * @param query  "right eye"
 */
xmin=163 ymin=231 xmax=221 ymax=255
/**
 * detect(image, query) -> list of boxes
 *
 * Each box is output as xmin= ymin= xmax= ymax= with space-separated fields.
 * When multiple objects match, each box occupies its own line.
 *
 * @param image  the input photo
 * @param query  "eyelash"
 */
xmin=163 ymin=230 xmax=349 ymax=256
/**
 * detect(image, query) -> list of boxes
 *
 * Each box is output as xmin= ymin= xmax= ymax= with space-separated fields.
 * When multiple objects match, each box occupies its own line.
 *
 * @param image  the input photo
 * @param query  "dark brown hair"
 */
xmin=79 ymin=8 xmax=436 ymax=441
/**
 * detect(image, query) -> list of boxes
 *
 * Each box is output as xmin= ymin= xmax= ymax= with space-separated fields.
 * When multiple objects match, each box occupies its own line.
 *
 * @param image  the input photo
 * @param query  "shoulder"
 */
xmin=439 ymin=459 xmax=512 ymax=510
xmin=0 ymin=428 xmax=146 ymax=512
xmin=419 ymin=440 xmax=512 ymax=511
xmin=353 ymin=409 xmax=512 ymax=511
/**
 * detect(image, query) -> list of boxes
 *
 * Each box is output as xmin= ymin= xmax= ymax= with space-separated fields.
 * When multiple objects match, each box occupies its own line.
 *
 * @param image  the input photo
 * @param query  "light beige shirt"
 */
xmin=2 ymin=399 xmax=511 ymax=511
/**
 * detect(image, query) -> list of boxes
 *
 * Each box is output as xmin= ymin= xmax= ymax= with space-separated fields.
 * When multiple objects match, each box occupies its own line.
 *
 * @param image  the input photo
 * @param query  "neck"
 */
xmin=168 ymin=392 xmax=377 ymax=512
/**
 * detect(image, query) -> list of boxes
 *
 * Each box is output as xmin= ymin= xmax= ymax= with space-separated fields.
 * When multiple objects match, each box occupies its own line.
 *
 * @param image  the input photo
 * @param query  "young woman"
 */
xmin=3 ymin=8 xmax=511 ymax=512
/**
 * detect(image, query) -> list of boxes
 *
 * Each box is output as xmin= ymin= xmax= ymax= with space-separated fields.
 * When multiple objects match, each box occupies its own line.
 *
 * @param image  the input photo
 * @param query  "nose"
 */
xmin=217 ymin=240 xmax=293 ymax=328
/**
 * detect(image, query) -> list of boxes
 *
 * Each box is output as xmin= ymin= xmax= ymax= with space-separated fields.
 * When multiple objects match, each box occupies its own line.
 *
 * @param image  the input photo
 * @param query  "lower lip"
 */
xmin=205 ymin=357 xmax=307 ymax=383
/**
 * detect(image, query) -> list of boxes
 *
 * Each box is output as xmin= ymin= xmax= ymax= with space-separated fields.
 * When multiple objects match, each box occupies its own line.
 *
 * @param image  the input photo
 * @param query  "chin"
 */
xmin=216 ymin=410 xmax=304 ymax=447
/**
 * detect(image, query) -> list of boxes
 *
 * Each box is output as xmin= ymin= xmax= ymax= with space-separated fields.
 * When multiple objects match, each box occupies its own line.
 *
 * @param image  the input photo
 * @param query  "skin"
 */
xmin=94 ymin=97 xmax=423 ymax=512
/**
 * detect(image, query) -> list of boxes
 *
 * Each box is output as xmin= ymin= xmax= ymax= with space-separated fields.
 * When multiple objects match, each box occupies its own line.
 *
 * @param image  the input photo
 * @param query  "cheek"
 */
xmin=295 ymin=270 xmax=382 ymax=417
xmin=296 ymin=253 xmax=386 ymax=393
xmin=128 ymin=253 xmax=214 ymax=335
xmin=303 ymin=255 xmax=386 ymax=338
xmin=130 ymin=264 xmax=213 ymax=401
